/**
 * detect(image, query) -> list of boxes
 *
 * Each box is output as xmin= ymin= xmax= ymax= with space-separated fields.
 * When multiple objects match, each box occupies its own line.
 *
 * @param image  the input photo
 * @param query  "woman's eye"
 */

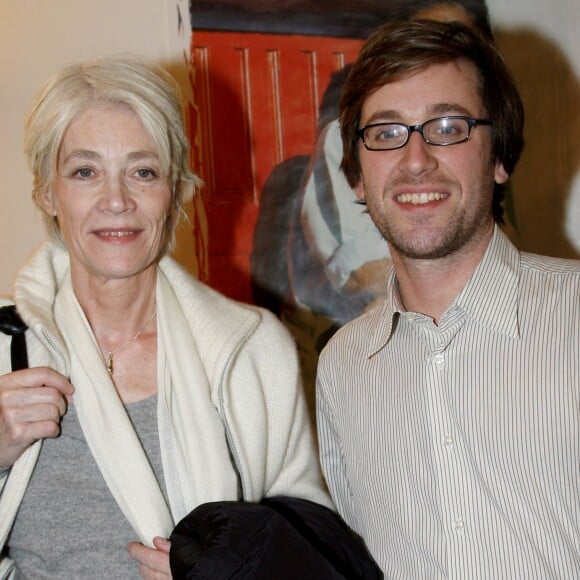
xmin=136 ymin=168 xmax=157 ymax=179
xmin=74 ymin=167 xmax=94 ymax=178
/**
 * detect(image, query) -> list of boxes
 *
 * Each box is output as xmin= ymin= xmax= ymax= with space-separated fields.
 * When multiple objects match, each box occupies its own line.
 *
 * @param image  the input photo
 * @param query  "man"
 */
xmin=316 ymin=20 xmax=579 ymax=577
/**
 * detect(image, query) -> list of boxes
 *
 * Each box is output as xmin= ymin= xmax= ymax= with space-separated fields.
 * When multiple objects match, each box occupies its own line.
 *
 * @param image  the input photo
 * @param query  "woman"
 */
xmin=0 ymin=56 xmax=332 ymax=578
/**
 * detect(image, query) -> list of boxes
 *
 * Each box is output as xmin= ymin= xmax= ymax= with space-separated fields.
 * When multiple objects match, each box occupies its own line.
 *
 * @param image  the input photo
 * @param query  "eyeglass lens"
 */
xmin=363 ymin=117 xmax=472 ymax=150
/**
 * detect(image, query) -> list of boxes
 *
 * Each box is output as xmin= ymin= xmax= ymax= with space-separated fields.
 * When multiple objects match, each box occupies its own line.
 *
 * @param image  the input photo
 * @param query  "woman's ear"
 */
xmin=38 ymin=187 xmax=57 ymax=216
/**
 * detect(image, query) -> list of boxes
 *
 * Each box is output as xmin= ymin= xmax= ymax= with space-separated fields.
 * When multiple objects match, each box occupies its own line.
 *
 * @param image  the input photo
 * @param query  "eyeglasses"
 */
xmin=356 ymin=116 xmax=492 ymax=151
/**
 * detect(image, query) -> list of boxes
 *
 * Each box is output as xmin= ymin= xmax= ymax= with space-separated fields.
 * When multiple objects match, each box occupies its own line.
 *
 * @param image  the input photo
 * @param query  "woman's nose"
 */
xmin=99 ymin=176 xmax=135 ymax=212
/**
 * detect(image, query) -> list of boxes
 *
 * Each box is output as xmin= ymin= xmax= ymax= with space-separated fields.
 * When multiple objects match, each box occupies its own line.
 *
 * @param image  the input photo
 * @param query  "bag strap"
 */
xmin=0 ymin=306 xmax=30 ymax=571
xmin=0 ymin=306 xmax=28 ymax=371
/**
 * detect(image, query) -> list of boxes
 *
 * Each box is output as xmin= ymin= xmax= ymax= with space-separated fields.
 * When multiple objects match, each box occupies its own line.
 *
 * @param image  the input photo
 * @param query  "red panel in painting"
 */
xmin=191 ymin=30 xmax=363 ymax=303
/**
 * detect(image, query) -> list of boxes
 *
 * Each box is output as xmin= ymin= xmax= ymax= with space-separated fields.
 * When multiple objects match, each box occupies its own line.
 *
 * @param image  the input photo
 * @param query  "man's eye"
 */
xmin=433 ymin=121 xmax=463 ymax=136
xmin=373 ymin=125 xmax=403 ymax=142
xmin=437 ymin=125 xmax=458 ymax=135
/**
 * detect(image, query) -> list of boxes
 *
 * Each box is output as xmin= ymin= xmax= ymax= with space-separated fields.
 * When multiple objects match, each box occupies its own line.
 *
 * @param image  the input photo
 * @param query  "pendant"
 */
xmin=107 ymin=353 xmax=114 ymax=376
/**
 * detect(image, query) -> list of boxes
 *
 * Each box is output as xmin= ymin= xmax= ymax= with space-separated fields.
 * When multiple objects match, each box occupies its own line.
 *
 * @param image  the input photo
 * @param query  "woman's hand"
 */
xmin=128 ymin=536 xmax=172 ymax=579
xmin=0 ymin=367 xmax=74 ymax=467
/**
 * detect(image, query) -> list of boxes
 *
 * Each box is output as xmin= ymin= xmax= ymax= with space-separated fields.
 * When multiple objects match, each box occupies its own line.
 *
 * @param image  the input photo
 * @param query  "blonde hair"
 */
xmin=24 ymin=55 xmax=201 ymax=251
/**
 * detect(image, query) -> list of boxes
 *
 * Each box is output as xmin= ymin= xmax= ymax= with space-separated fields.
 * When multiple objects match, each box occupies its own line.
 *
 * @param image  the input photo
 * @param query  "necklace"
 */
xmin=99 ymin=309 xmax=157 ymax=377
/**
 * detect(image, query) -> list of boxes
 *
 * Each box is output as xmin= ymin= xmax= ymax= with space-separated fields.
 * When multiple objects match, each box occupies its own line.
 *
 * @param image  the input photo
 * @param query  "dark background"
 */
xmin=191 ymin=0 xmax=410 ymax=37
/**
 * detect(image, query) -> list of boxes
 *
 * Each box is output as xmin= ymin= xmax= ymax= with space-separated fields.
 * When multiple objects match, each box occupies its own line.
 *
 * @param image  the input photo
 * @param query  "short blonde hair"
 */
xmin=24 ymin=55 xmax=202 ymax=251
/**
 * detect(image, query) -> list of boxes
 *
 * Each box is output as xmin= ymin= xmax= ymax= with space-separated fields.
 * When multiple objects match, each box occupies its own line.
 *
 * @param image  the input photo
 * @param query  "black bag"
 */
xmin=0 ymin=305 xmax=28 ymax=371
xmin=170 ymin=495 xmax=383 ymax=579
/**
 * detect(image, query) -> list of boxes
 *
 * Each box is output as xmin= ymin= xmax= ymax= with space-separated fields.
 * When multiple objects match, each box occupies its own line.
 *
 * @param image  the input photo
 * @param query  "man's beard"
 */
xmin=365 ymin=177 xmax=494 ymax=261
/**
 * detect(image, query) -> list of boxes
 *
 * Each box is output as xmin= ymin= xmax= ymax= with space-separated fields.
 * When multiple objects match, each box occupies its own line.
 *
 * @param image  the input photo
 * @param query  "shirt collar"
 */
xmin=454 ymin=225 xmax=520 ymax=339
xmin=365 ymin=225 xmax=521 ymax=357
xmin=366 ymin=269 xmax=401 ymax=357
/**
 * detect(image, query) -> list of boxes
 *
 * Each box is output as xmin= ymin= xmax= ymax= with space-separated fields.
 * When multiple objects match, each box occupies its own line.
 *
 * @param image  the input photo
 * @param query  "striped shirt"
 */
xmin=317 ymin=226 xmax=580 ymax=578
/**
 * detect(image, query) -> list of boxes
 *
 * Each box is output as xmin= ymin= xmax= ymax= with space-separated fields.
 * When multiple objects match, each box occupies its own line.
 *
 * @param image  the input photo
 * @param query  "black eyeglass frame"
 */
xmin=356 ymin=116 xmax=492 ymax=151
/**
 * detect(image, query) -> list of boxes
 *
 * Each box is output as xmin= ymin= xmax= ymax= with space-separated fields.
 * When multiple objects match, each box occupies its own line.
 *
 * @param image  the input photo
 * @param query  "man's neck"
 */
xmin=391 ymin=226 xmax=494 ymax=324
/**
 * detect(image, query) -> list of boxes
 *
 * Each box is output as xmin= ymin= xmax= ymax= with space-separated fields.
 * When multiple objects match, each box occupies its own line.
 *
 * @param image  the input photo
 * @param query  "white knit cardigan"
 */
xmin=0 ymin=242 xmax=332 ymax=578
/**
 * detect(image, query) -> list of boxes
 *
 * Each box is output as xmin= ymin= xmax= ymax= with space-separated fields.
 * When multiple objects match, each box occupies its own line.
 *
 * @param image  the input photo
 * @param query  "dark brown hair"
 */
xmin=339 ymin=20 xmax=524 ymax=222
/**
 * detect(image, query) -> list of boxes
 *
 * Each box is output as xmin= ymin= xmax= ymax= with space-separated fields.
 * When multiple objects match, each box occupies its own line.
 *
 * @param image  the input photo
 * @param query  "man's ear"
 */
xmin=494 ymin=161 xmax=509 ymax=185
xmin=354 ymin=180 xmax=366 ymax=202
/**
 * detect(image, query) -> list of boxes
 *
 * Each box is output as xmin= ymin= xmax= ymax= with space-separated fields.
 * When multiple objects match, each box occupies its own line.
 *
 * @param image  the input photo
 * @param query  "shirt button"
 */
xmin=453 ymin=519 xmax=465 ymax=534
xmin=433 ymin=353 xmax=445 ymax=366
xmin=444 ymin=435 xmax=454 ymax=446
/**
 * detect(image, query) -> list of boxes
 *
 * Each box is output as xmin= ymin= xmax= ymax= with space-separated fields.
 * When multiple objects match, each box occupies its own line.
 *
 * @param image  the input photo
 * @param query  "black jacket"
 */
xmin=170 ymin=496 xmax=383 ymax=579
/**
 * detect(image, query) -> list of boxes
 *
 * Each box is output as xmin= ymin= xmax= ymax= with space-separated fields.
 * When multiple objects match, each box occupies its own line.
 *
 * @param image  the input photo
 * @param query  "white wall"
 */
xmin=0 ymin=0 xmax=191 ymax=296
xmin=486 ymin=0 xmax=580 ymax=257
xmin=488 ymin=0 xmax=579 ymax=77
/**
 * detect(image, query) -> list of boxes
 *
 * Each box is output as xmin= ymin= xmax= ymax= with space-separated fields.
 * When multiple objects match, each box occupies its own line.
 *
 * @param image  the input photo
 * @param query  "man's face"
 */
xmin=354 ymin=59 xmax=508 ymax=261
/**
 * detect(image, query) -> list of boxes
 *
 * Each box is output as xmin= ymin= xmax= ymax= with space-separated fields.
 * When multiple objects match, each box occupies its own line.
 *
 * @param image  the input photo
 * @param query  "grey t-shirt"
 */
xmin=7 ymin=396 xmax=167 ymax=579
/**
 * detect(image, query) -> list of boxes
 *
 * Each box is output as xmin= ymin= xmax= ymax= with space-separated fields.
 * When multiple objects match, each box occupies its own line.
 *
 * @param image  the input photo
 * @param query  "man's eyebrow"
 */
xmin=428 ymin=103 xmax=475 ymax=117
xmin=362 ymin=103 xmax=476 ymax=126
xmin=363 ymin=110 xmax=402 ymax=125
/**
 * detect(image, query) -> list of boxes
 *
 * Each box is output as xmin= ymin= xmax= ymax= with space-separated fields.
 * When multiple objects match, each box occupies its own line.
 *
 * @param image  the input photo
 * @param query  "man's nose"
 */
xmin=397 ymin=131 xmax=438 ymax=176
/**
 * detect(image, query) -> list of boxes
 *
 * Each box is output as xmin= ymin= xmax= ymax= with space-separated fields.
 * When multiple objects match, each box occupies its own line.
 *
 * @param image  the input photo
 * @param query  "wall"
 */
xmin=487 ymin=0 xmax=579 ymax=258
xmin=0 ymin=0 xmax=191 ymax=296
xmin=0 ymin=0 xmax=578 ymax=296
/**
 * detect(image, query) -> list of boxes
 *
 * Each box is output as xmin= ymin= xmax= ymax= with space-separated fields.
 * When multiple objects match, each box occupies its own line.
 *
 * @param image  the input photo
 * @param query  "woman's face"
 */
xmin=42 ymin=102 xmax=172 ymax=286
